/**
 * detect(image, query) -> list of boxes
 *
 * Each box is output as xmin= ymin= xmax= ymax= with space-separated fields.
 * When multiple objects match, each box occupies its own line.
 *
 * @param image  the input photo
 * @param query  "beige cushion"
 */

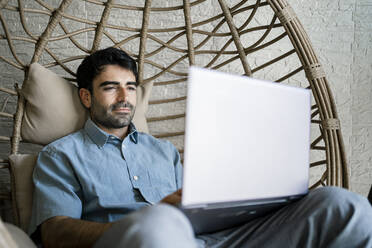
xmin=0 ymin=220 xmax=18 ymax=248
xmin=4 ymin=223 xmax=37 ymax=248
xmin=21 ymin=63 xmax=149 ymax=145
xmin=8 ymin=154 xmax=38 ymax=233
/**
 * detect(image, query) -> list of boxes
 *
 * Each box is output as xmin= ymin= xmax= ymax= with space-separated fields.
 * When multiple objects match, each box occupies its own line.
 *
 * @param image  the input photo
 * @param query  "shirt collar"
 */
xmin=128 ymin=123 xmax=138 ymax=144
xmin=84 ymin=118 xmax=138 ymax=148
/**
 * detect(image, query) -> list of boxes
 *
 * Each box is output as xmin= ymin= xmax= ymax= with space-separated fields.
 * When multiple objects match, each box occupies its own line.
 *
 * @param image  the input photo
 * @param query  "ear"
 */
xmin=79 ymin=88 xmax=92 ymax=109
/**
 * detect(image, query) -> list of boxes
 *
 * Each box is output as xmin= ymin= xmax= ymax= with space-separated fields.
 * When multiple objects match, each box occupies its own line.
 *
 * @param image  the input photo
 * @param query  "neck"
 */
xmin=95 ymin=122 xmax=130 ymax=140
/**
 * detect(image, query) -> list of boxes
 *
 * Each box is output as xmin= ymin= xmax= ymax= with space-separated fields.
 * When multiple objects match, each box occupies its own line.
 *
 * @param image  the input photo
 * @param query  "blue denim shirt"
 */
xmin=29 ymin=118 xmax=183 ymax=235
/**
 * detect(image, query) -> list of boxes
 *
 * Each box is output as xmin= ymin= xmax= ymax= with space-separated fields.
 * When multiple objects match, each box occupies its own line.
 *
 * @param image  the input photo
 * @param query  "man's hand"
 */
xmin=160 ymin=189 xmax=182 ymax=206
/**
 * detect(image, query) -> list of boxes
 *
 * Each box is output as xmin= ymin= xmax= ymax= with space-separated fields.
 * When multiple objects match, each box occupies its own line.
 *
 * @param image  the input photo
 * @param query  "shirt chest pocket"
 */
xmin=146 ymin=161 xmax=178 ymax=200
xmin=86 ymin=163 xmax=136 ymax=207
xmin=95 ymin=179 xmax=136 ymax=207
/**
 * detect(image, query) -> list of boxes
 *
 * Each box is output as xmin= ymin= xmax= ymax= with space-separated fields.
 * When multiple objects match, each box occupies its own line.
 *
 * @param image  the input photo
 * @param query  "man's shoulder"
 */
xmin=41 ymin=129 xmax=86 ymax=154
xmin=137 ymin=132 xmax=171 ymax=145
xmin=136 ymin=131 xmax=176 ymax=152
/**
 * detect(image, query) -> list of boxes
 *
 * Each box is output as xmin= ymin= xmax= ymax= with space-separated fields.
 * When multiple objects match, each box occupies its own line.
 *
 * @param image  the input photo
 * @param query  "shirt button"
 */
xmin=133 ymin=176 xmax=139 ymax=181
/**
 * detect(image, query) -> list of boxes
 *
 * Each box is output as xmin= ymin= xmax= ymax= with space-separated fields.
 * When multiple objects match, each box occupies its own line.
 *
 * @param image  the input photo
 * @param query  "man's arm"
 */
xmin=41 ymin=216 xmax=113 ymax=248
xmin=42 ymin=188 xmax=181 ymax=248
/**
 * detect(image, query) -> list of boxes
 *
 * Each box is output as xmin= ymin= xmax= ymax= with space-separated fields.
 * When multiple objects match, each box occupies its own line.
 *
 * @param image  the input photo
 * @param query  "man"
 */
xmin=29 ymin=47 xmax=372 ymax=248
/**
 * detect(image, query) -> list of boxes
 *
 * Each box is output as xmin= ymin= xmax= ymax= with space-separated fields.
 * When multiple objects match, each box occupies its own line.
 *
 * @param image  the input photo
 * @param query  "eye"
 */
xmin=127 ymin=86 xmax=137 ymax=91
xmin=103 ymin=86 xmax=115 ymax=91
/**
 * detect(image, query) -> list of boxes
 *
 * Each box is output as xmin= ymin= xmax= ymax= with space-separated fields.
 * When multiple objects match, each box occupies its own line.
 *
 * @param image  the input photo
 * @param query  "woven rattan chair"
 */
xmin=0 ymin=0 xmax=348 ymax=235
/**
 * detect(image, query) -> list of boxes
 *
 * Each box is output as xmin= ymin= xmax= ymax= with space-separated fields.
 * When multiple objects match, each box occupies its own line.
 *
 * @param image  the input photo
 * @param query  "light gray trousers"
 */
xmin=94 ymin=187 xmax=372 ymax=248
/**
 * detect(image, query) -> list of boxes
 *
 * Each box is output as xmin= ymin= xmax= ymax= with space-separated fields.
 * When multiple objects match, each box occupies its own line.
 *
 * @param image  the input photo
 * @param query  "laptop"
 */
xmin=179 ymin=66 xmax=311 ymax=234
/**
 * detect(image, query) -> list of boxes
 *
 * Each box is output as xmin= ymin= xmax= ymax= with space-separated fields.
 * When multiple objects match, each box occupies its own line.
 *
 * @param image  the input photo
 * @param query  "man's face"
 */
xmin=83 ymin=64 xmax=137 ymax=130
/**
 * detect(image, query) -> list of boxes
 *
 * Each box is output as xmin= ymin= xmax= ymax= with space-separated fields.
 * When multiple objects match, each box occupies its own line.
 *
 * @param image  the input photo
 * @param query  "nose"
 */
xmin=117 ymin=86 xmax=128 ymax=102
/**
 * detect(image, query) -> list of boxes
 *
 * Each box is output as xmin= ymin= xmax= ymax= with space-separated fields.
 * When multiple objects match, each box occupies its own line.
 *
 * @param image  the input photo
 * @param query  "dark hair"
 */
xmin=76 ymin=47 xmax=138 ymax=92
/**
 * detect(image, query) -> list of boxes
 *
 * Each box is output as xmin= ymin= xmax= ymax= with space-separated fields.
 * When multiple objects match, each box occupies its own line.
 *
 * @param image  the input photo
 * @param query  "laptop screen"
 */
xmin=182 ymin=67 xmax=310 ymax=206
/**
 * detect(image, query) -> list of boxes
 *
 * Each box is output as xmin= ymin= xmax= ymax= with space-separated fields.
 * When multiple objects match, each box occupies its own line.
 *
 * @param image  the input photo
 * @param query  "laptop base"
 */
xmin=180 ymin=195 xmax=305 ymax=235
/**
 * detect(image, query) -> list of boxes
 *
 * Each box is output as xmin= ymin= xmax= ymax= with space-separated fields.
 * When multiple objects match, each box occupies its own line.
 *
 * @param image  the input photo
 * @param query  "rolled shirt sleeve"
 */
xmin=28 ymin=146 xmax=83 ymax=235
xmin=168 ymin=141 xmax=183 ymax=190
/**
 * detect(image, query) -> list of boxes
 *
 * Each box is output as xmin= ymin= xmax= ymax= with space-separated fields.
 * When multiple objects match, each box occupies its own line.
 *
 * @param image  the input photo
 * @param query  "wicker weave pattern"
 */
xmin=0 ymin=0 xmax=349 ymax=220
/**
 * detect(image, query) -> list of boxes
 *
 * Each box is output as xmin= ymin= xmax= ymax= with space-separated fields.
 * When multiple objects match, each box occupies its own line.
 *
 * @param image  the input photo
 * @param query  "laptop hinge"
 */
xmin=205 ymin=198 xmax=290 ymax=210
xmin=181 ymin=203 xmax=208 ymax=209
xmin=181 ymin=194 xmax=306 ymax=210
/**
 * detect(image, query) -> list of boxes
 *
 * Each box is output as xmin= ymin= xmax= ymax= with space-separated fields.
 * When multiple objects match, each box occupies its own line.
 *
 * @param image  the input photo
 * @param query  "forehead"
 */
xmin=93 ymin=64 xmax=136 ymax=86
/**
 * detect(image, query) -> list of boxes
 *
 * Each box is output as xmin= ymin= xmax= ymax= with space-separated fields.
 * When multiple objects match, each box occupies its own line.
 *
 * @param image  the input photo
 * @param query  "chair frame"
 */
xmin=0 ymin=0 xmax=349 ymax=225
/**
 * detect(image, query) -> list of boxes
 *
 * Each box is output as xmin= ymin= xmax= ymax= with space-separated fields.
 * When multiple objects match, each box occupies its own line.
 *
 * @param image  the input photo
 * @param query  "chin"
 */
xmin=113 ymin=119 xmax=132 ymax=128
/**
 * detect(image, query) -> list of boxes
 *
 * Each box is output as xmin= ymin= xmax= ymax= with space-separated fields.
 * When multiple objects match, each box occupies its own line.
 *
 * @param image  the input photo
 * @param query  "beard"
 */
xmin=90 ymin=97 xmax=136 ymax=129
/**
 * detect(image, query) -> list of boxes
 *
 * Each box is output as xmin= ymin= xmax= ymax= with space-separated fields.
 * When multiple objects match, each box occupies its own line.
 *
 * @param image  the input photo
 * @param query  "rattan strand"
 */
xmin=305 ymin=64 xmax=326 ymax=80
xmin=322 ymin=118 xmax=341 ymax=130
xmin=0 ymin=136 xmax=10 ymax=141
xmin=0 ymin=87 xmax=16 ymax=95
xmin=276 ymin=4 xmax=295 ymax=24
xmin=218 ymin=0 xmax=252 ymax=75
xmin=183 ymin=0 xmax=195 ymax=65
